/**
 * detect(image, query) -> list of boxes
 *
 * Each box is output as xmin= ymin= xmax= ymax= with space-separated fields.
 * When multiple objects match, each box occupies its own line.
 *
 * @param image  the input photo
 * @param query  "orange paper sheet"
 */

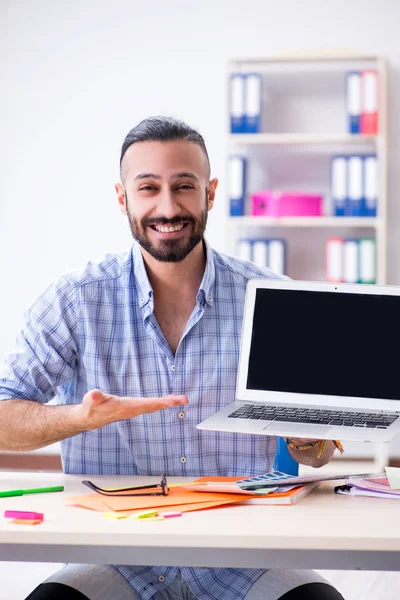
xmin=67 ymin=486 xmax=248 ymax=513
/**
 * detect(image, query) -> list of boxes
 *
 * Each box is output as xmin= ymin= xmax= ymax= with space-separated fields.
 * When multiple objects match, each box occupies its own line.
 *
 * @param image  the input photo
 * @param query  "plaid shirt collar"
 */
xmin=132 ymin=238 xmax=215 ymax=310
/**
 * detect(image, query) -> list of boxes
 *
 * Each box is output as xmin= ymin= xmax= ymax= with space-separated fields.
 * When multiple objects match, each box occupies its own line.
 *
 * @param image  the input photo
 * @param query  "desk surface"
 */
xmin=0 ymin=472 xmax=399 ymax=571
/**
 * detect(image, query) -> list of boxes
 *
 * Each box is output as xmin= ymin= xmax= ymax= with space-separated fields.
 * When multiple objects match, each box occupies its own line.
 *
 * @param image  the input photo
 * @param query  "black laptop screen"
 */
xmin=246 ymin=288 xmax=400 ymax=401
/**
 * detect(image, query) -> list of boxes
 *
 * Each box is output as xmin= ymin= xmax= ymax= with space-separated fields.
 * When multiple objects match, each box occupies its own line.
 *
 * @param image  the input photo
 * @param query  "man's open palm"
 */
xmin=80 ymin=389 xmax=188 ymax=430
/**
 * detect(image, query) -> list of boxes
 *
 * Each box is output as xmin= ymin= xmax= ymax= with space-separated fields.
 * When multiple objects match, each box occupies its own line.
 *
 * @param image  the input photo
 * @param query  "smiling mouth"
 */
xmin=150 ymin=222 xmax=188 ymax=233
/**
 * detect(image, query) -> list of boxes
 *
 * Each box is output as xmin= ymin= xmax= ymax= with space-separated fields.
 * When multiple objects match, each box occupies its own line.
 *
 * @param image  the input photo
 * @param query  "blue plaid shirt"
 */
xmin=0 ymin=240 xmax=285 ymax=600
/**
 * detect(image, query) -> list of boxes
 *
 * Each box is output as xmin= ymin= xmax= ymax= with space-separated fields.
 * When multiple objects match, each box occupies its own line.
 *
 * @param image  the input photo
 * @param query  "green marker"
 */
xmin=0 ymin=485 xmax=64 ymax=498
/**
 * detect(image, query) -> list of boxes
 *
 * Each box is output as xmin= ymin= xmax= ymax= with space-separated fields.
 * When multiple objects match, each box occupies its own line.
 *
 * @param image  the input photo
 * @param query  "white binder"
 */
xmin=237 ymin=239 xmax=252 ymax=262
xmin=362 ymin=71 xmax=378 ymax=114
xmin=331 ymin=156 xmax=347 ymax=216
xmin=347 ymin=156 xmax=363 ymax=216
xmin=346 ymin=72 xmax=361 ymax=134
xmin=230 ymin=74 xmax=245 ymax=133
xmin=252 ymin=240 xmax=268 ymax=267
xmin=268 ymin=239 xmax=285 ymax=275
xmin=343 ymin=239 xmax=359 ymax=283
xmin=244 ymin=73 xmax=261 ymax=133
xmin=326 ymin=238 xmax=343 ymax=282
xmin=228 ymin=156 xmax=245 ymax=216
xmin=359 ymin=238 xmax=376 ymax=284
xmin=364 ymin=155 xmax=378 ymax=217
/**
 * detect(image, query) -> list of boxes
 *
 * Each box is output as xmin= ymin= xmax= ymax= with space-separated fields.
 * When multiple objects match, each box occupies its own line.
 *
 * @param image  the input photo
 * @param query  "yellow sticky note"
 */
xmin=132 ymin=509 xmax=158 ymax=520
xmin=103 ymin=512 xmax=127 ymax=519
xmin=141 ymin=516 xmax=164 ymax=521
xmin=385 ymin=467 xmax=400 ymax=489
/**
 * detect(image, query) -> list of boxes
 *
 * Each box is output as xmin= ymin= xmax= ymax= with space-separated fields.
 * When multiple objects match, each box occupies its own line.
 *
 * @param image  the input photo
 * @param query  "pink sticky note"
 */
xmin=4 ymin=510 xmax=44 ymax=520
xmin=158 ymin=511 xmax=182 ymax=518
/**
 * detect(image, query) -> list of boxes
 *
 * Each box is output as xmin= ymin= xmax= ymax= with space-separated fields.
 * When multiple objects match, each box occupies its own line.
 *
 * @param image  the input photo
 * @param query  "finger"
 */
xmin=138 ymin=395 xmax=188 ymax=413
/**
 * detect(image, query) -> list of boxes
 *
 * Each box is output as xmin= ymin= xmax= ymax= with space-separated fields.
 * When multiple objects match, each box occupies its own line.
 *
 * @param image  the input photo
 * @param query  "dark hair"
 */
xmin=120 ymin=116 xmax=210 ymax=179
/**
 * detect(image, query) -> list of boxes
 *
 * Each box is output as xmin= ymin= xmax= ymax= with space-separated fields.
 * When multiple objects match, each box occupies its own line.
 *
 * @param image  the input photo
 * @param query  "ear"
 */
xmin=207 ymin=178 xmax=218 ymax=211
xmin=115 ymin=183 xmax=127 ymax=215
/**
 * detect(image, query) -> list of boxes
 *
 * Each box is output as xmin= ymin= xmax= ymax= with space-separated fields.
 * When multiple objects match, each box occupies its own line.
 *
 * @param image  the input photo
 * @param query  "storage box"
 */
xmin=251 ymin=190 xmax=323 ymax=217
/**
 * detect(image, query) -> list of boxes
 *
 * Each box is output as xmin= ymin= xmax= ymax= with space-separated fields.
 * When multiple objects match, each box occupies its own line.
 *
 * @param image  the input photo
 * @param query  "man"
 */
xmin=0 ymin=117 xmax=344 ymax=600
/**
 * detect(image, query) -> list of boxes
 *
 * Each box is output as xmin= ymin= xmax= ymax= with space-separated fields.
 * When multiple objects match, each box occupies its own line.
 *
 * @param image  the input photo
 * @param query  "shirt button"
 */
xmin=171 ymin=365 xmax=175 ymax=372
xmin=179 ymin=411 xmax=185 ymax=419
xmin=208 ymin=296 xmax=212 ymax=302
xmin=158 ymin=576 xmax=165 ymax=582
xmin=180 ymin=456 xmax=187 ymax=463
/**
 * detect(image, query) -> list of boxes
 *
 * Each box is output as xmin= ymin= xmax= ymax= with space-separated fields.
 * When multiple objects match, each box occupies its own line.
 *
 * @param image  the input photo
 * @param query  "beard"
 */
xmin=126 ymin=195 xmax=208 ymax=263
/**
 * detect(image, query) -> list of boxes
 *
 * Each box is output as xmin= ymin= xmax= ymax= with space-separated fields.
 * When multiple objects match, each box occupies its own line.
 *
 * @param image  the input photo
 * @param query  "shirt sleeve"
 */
xmin=0 ymin=276 xmax=79 ymax=404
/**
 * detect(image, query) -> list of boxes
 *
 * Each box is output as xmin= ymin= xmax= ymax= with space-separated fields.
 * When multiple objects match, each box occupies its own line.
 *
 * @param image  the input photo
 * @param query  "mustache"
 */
xmin=142 ymin=216 xmax=195 ymax=227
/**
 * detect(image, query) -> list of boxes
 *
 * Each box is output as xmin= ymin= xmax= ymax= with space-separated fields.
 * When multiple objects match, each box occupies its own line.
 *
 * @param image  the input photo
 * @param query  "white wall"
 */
xmin=1 ymin=0 xmax=400 ymax=456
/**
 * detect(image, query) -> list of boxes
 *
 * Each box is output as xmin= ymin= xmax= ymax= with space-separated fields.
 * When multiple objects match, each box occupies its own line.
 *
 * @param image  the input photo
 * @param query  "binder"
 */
xmin=346 ymin=71 xmax=361 ymax=134
xmin=360 ymin=70 xmax=378 ymax=134
xmin=252 ymin=240 xmax=268 ymax=267
xmin=268 ymin=239 xmax=286 ymax=275
xmin=237 ymin=239 xmax=252 ymax=262
xmin=244 ymin=73 xmax=261 ymax=133
xmin=230 ymin=74 xmax=245 ymax=133
xmin=228 ymin=156 xmax=246 ymax=216
xmin=326 ymin=237 xmax=344 ymax=282
xmin=347 ymin=156 xmax=363 ymax=216
xmin=343 ymin=238 xmax=359 ymax=283
xmin=359 ymin=237 xmax=376 ymax=284
xmin=364 ymin=155 xmax=378 ymax=217
xmin=331 ymin=156 xmax=347 ymax=216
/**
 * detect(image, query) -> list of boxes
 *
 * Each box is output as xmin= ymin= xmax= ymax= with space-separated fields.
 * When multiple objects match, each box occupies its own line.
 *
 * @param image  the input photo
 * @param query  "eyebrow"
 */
xmin=134 ymin=172 xmax=199 ymax=182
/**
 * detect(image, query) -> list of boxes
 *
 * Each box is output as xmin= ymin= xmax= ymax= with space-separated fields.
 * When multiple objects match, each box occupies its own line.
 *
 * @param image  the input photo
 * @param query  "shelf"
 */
xmin=228 ymin=133 xmax=378 ymax=145
xmin=228 ymin=217 xmax=382 ymax=228
xmin=229 ymin=52 xmax=383 ymax=64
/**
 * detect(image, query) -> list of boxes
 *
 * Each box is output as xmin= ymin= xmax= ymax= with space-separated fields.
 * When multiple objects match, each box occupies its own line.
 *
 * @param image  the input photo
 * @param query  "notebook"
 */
xmin=335 ymin=475 xmax=400 ymax=499
xmin=184 ymin=474 xmax=319 ymax=505
xmin=197 ymin=279 xmax=400 ymax=443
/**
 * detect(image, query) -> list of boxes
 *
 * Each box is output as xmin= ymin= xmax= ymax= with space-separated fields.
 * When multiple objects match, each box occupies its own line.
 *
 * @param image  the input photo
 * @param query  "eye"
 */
xmin=176 ymin=184 xmax=195 ymax=190
xmin=139 ymin=185 xmax=157 ymax=192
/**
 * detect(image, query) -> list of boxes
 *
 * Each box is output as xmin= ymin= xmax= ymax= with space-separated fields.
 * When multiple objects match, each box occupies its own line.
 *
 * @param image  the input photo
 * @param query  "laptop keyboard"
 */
xmin=228 ymin=404 xmax=399 ymax=429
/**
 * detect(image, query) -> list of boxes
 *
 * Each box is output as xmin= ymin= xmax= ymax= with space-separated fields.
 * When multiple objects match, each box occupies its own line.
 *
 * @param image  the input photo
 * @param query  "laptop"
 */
xmin=197 ymin=279 xmax=400 ymax=443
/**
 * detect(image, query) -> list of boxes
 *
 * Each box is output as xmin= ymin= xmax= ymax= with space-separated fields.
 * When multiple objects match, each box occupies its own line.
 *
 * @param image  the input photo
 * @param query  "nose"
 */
xmin=156 ymin=188 xmax=182 ymax=220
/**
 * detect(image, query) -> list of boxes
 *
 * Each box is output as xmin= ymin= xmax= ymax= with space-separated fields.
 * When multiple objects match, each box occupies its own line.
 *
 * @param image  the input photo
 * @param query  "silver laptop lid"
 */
xmin=237 ymin=279 xmax=400 ymax=412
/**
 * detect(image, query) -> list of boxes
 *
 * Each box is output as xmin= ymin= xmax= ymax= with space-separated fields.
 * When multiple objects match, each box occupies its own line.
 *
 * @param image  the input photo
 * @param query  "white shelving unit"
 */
xmin=227 ymin=51 xmax=388 ymax=286
xmin=226 ymin=52 xmax=389 ymax=469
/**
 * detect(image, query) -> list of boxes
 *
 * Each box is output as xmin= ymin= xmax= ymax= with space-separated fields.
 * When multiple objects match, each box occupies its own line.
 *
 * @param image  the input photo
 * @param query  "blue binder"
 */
xmin=346 ymin=71 xmax=361 ymax=134
xmin=244 ymin=73 xmax=261 ymax=133
xmin=228 ymin=155 xmax=246 ymax=216
xmin=330 ymin=156 xmax=347 ymax=217
xmin=347 ymin=155 xmax=364 ymax=216
xmin=363 ymin=154 xmax=378 ymax=217
xmin=230 ymin=74 xmax=245 ymax=133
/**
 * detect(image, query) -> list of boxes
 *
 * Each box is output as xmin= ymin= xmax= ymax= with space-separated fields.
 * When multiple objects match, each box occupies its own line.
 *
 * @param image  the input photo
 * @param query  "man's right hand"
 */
xmin=76 ymin=389 xmax=189 ymax=431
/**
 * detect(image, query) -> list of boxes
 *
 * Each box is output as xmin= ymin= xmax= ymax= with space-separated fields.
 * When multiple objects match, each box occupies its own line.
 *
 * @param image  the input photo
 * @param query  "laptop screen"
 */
xmin=247 ymin=288 xmax=400 ymax=401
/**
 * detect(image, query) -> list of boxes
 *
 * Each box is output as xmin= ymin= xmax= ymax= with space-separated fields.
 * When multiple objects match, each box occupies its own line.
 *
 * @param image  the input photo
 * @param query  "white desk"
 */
xmin=0 ymin=472 xmax=399 ymax=571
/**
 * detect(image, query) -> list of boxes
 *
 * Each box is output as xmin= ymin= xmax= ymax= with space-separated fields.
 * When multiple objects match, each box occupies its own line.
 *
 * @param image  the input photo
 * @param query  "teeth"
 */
xmin=155 ymin=224 xmax=184 ymax=233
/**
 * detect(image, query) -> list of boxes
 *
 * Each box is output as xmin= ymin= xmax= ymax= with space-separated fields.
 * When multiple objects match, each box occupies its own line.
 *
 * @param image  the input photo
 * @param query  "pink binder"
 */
xmin=251 ymin=190 xmax=323 ymax=217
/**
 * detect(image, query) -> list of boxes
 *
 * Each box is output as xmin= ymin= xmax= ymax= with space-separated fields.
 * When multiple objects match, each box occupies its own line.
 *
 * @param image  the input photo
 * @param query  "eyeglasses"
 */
xmin=82 ymin=475 xmax=169 ymax=497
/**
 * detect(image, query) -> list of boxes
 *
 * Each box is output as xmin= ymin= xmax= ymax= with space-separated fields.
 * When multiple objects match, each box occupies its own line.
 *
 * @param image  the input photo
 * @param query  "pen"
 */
xmin=0 ymin=486 xmax=64 ymax=498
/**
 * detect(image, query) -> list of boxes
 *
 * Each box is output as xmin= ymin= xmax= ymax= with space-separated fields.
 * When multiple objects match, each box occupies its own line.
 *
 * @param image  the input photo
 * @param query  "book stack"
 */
xmin=335 ymin=470 xmax=400 ymax=499
xmin=326 ymin=237 xmax=376 ymax=284
xmin=230 ymin=73 xmax=262 ymax=134
xmin=346 ymin=70 xmax=379 ymax=134
xmin=331 ymin=154 xmax=378 ymax=217
xmin=237 ymin=238 xmax=286 ymax=275
xmin=183 ymin=472 xmax=318 ymax=506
